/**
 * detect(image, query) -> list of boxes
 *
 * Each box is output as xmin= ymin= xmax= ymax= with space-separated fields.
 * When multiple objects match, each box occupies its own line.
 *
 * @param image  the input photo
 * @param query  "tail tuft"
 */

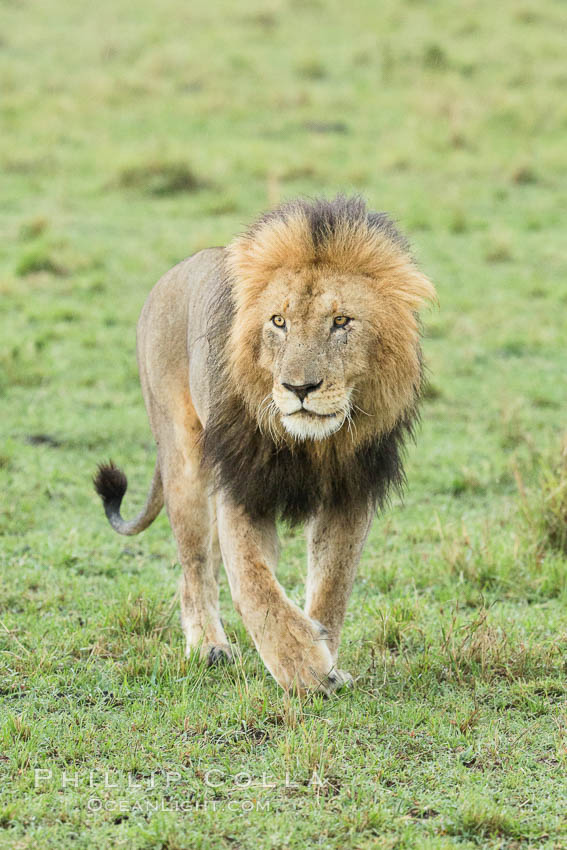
xmin=93 ymin=460 xmax=128 ymax=514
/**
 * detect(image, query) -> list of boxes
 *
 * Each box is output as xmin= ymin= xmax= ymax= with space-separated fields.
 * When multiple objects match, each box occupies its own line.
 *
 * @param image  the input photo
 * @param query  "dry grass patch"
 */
xmin=440 ymin=607 xmax=565 ymax=683
xmin=115 ymin=161 xmax=208 ymax=196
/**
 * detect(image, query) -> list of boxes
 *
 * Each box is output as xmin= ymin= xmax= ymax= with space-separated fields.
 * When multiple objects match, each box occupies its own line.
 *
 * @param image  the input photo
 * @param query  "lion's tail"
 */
xmin=93 ymin=459 xmax=163 ymax=536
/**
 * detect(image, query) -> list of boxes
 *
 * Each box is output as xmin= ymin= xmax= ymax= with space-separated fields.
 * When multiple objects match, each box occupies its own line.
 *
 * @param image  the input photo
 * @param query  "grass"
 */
xmin=1 ymin=0 xmax=567 ymax=846
xmin=529 ymin=439 xmax=567 ymax=556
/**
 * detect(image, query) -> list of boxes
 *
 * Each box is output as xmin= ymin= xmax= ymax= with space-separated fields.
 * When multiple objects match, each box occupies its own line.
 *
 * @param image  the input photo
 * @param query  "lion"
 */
xmin=94 ymin=195 xmax=436 ymax=693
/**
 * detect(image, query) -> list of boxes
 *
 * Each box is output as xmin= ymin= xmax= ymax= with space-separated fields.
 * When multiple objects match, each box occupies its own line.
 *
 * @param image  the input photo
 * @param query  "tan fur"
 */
xmin=96 ymin=198 xmax=436 ymax=694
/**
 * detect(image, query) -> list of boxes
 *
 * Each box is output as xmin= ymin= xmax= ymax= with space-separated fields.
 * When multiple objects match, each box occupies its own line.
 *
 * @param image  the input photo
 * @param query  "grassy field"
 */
xmin=1 ymin=0 xmax=567 ymax=846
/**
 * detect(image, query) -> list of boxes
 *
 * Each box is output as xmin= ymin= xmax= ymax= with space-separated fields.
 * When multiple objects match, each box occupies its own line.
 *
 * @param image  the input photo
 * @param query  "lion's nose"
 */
xmin=281 ymin=380 xmax=323 ymax=403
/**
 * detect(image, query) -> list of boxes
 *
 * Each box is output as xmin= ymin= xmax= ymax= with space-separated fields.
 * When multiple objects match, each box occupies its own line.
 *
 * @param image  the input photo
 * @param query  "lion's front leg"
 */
xmin=305 ymin=503 xmax=373 ymax=667
xmin=216 ymin=495 xmax=346 ymax=694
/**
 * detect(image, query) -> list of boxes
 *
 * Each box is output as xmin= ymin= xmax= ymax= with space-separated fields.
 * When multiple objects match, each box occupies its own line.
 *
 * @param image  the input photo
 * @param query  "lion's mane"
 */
xmin=202 ymin=195 xmax=435 ymax=525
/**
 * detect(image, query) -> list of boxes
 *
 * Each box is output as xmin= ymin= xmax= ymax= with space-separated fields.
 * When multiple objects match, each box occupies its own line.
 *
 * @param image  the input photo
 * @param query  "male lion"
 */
xmin=94 ymin=195 xmax=436 ymax=693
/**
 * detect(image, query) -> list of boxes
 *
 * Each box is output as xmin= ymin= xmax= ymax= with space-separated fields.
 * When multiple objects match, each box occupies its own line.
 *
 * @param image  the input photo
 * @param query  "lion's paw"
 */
xmin=206 ymin=645 xmax=233 ymax=666
xmin=186 ymin=642 xmax=233 ymax=666
xmin=326 ymin=668 xmax=353 ymax=692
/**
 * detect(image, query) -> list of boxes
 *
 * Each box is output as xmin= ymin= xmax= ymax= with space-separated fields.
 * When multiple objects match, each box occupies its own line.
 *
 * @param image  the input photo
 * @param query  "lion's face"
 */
xmin=225 ymin=197 xmax=436 ymax=449
xmin=257 ymin=269 xmax=372 ymax=440
xmin=230 ymin=262 xmax=429 ymax=445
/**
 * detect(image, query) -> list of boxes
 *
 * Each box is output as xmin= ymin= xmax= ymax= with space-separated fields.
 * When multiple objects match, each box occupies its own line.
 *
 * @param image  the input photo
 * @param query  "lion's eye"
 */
xmin=272 ymin=315 xmax=286 ymax=328
xmin=333 ymin=315 xmax=351 ymax=328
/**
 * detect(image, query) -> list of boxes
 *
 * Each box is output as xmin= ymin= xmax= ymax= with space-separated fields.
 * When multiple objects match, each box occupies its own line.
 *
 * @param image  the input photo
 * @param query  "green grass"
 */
xmin=1 ymin=0 xmax=567 ymax=846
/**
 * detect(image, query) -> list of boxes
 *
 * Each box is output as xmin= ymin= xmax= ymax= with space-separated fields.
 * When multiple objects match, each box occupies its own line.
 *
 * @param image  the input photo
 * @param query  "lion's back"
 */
xmin=136 ymin=246 xmax=227 ymax=424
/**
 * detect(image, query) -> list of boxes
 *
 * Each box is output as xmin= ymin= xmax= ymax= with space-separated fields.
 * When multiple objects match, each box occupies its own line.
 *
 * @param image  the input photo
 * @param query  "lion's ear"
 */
xmin=225 ymin=235 xmax=249 ymax=282
xmin=225 ymin=236 xmax=261 ymax=314
xmin=402 ymin=268 xmax=438 ymax=311
xmin=226 ymin=212 xmax=314 ymax=305
xmin=376 ymin=263 xmax=437 ymax=313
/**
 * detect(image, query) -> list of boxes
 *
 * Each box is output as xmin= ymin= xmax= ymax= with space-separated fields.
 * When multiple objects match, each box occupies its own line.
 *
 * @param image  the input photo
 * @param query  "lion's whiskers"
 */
xmin=267 ymin=400 xmax=281 ymax=444
xmin=350 ymin=387 xmax=373 ymax=418
xmin=257 ymin=394 xmax=274 ymax=435
xmin=257 ymin=394 xmax=283 ymax=445
xmin=346 ymin=411 xmax=356 ymax=443
xmin=337 ymin=399 xmax=357 ymax=444
xmin=259 ymin=392 xmax=363 ymax=445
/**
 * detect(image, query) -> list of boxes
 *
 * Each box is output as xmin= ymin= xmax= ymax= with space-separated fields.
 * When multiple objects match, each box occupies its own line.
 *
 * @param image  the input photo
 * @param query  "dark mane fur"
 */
xmin=203 ymin=391 xmax=415 ymax=525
